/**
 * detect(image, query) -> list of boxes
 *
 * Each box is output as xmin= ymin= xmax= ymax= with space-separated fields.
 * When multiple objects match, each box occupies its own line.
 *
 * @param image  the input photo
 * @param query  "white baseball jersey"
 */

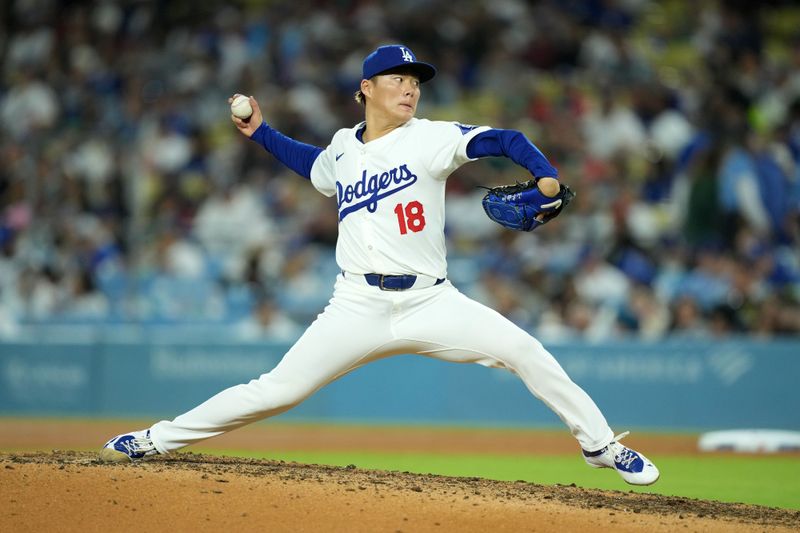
xmin=309 ymin=118 xmax=489 ymax=278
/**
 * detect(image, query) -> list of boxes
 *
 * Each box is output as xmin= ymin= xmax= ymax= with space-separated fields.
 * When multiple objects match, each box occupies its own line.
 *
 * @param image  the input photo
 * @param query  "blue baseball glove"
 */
xmin=481 ymin=179 xmax=575 ymax=231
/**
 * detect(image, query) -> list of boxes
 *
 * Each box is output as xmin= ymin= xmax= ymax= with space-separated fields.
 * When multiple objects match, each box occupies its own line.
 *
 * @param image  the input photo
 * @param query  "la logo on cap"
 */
xmin=361 ymin=44 xmax=436 ymax=83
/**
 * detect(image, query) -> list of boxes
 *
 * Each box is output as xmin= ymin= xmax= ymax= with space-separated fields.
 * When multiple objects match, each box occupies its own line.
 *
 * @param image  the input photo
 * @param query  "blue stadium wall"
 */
xmin=1 ymin=337 xmax=798 ymax=431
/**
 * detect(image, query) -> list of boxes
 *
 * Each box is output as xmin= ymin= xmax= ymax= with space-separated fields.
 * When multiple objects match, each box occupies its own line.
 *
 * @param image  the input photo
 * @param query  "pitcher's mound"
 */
xmin=2 ymin=451 xmax=797 ymax=532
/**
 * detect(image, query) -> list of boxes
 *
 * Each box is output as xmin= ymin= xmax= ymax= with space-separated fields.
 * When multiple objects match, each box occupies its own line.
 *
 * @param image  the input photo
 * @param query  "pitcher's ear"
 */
xmin=360 ymin=78 xmax=373 ymax=98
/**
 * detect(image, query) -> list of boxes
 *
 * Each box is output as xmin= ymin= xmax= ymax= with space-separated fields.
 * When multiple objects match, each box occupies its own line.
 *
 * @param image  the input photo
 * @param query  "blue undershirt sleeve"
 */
xmin=466 ymin=128 xmax=558 ymax=178
xmin=249 ymin=122 xmax=323 ymax=180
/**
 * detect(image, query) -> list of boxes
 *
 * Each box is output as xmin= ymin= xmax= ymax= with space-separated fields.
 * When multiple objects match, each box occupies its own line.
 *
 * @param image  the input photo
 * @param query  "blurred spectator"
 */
xmin=573 ymin=248 xmax=630 ymax=309
xmin=681 ymin=140 xmax=723 ymax=248
xmin=0 ymin=69 xmax=59 ymax=139
xmin=617 ymin=284 xmax=671 ymax=341
xmin=59 ymin=269 xmax=109 ymax=320
xmin=581 ymin=86 xmax=646 ymax=160
xmin=194 ymin=181 xmax=277 ymax=281
xmin=235 ymin=293 xmax=302 ymax=342
xmin=718 ymin=128 xmax=771 ymax=240
xmin=669 ymin=296 xmax=708 ymax=339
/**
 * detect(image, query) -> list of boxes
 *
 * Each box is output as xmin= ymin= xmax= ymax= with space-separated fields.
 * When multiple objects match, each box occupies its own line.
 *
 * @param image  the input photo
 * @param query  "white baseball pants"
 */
xmin=150 ymin=275 xmax=614 ymax=453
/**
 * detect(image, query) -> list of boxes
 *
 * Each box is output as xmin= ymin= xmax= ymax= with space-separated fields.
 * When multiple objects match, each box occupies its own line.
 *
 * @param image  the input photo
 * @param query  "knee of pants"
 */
xmin=497 ymin=337 xmax=555 ymax=370
xmin=239 ymin=374 xmax=316 ymax=414
xmin=501 ymin=337 xmax=569 ymax=384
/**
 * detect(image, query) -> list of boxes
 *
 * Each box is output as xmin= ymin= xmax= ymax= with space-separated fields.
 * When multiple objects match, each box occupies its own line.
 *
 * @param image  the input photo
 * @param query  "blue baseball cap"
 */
xmin=362 ymin=44 xmax=436 ymax=83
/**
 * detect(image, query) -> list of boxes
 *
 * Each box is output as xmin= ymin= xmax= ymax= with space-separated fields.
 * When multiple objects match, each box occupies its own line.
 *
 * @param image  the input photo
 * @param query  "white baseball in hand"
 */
xmin=537 ymin=177 xmax=560 ymax=197
xmin=231 ymin=94 xmax=253 ymax=120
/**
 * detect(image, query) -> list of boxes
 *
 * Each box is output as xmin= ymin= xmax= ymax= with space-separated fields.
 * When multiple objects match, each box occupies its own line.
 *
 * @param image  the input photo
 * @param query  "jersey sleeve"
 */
xmin=309 ymin=129 xmax=347 ymax=197
xmin=309 ymin=147 xmax=336 ymax=197
xmin=423 ymin=121 xmax=491 ymax=180
xmin=250 ymin=122 xmax=323 ymax=179
xmin=466 ymin=128 xmax=558 ymax=178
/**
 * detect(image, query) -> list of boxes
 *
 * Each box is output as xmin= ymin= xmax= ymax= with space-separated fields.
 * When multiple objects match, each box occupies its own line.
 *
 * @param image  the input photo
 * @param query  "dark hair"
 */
xmin=354 ymin=68 xmax=421 ymax=106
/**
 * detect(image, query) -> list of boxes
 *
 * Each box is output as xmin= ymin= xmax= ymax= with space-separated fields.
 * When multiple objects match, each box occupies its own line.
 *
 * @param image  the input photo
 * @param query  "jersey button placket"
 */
xmin=359 ymin=153 xmax=378 ymax=265
xmin=363 ymin=216 xmax=376 ymax=266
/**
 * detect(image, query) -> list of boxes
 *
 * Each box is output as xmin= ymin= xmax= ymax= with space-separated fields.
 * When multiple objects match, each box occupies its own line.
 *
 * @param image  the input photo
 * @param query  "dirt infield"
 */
xmin=2 ymin=419 xmax=799 ymax=532
xmin=2 ymin=451 xmax=799 ymax=533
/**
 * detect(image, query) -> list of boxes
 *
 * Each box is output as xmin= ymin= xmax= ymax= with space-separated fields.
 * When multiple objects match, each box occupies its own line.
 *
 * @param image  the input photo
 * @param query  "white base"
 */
xmin=698 ymin=429 xmax=800 ymax=453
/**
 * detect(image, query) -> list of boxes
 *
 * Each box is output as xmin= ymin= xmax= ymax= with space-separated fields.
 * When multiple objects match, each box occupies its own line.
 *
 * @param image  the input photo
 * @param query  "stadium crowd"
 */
xmin=1 ymin=0 xmax=799 ymax=341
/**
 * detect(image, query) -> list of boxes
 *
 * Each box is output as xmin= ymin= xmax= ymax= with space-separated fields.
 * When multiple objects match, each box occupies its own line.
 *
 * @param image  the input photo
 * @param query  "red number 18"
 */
xmin=393 ymin=201 xmax=426 ymax=235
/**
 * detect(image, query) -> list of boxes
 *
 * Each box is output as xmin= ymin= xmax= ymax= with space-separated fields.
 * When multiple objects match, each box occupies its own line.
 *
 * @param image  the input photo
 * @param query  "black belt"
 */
xmin=363 ymin=273 xmax=445 ymax=291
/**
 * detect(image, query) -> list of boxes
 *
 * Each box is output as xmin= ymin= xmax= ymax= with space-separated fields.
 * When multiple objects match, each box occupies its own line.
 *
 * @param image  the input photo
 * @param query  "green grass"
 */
xmin=195 ymin=448 xmax=800 ymax=510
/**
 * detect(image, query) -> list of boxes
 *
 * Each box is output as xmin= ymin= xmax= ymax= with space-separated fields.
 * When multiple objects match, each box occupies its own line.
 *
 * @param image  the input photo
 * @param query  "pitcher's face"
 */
xmin=364 ymin=72 xmax=421 ymax=123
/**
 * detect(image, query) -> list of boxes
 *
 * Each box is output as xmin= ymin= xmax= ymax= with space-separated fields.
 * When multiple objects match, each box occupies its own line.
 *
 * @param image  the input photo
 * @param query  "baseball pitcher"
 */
xmin=101 ymin=45 xmax=659 ymax=486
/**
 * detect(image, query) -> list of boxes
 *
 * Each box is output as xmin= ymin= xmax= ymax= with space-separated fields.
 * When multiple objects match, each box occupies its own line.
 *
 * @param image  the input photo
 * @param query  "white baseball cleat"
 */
xmin=100 ymin=429 xmax=159 ymax=463
xmin=582 ymin=431 xmax=660 ymax=486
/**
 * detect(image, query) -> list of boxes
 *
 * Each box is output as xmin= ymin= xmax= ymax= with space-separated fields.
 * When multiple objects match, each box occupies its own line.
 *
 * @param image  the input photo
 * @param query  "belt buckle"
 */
xmin=379 ymin=275 xmax=404 ymax=291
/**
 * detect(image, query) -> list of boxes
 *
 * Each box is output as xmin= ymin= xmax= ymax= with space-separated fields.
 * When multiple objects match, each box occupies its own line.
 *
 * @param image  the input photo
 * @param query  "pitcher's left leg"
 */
xmin=399 ymin=285 xmax=659 ymax=485
xmin=399 ymin=284 xmax=613 ymax=451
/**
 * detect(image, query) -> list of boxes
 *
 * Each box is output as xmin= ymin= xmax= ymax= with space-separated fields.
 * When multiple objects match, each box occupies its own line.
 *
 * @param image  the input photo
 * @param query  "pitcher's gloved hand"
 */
xmin=481 ymin=179 xmax=575 ymax=232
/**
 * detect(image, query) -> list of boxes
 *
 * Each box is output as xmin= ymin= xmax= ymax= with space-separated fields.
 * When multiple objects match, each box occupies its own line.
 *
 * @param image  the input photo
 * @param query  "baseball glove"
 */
xmin=481 ymin=179 xmax=575 ymax=231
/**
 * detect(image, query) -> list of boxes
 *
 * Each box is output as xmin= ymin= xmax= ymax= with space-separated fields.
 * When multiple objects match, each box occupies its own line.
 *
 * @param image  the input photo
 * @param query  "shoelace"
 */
xmin=613 ymin=446 xmax=638 ymax=469
xmin=119 ymin=436 xmax=155 ymax=455
xmin=609 ymin=431 xmax=638 ymax=469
